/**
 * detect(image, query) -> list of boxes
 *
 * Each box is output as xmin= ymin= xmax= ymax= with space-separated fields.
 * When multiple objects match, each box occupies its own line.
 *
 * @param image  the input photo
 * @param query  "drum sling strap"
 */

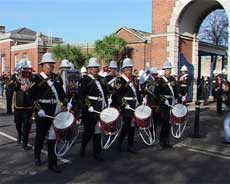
xmin=88 ymin=74 xmax=106 ymax=134
xmin=121 ymin=74 xmax=139 ymax=107
xmin=40 ymin=72 xmax=62 ymax=140
xmin=162 ymin=76 xmax=175 ymax=105
xmin=88 ymin=74 xmax=106 ymax=109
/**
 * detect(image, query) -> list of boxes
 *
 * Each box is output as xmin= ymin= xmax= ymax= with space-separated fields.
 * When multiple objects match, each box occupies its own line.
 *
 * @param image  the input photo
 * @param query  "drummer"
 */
xmin=155 ymin=61 xmax=178 ymax=148
xmin=79 ymin=57 xmax=110 ymax=161
xmin=114 ymin=58 xmax=140 ymax=153
xmin=178 ymin=65 xmax=190 ymax=104
xmin=105 ymin=60 xmax=119 ymax=107
xmin=30 ymin=52 xmax=66 ymax=173
xmin=140 ymin=67 xmax=159 ymax=134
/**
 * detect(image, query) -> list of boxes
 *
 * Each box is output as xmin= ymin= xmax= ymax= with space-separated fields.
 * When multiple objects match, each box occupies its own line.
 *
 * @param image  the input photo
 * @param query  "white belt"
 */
xmin=124 ymin=97 xmax=136 ymax=101
xmin=38 ymin=99 xmax=57 ymax=104
xmin=88 ymin=96 xmax=103 ymax=101
xmin=181 ymin=84 xmax=188 ymax=87
xmin=164 ymin=95 xmax=173 ymax=98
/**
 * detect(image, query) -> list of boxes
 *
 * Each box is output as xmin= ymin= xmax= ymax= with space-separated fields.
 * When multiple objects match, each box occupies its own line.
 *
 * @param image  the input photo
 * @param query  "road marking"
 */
xmin=175 ymin=143 xmax=230 ymax=160
xmin=0 ymin=130 xmax=71 ymax=164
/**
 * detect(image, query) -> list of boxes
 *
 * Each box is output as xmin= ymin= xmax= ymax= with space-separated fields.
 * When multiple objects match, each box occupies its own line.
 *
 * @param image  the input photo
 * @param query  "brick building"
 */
xmin=0 ymin=26 xmax=63 ymax=73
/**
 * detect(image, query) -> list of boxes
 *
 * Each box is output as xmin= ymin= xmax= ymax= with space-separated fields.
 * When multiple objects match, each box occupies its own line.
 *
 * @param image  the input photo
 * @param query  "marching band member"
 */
xmin=178 ymin=65 xmax=190 ymax=104
xmin=12 ymin=59 xmax=33 ymax=150
xmin=213 ymin=73 xmax=224 ymax=114
xmin=114 ymin=58 xmax=140 ymax=153
xmin=155 ymin=61 xmax=178 ymax=148
xmin=30 ymin=52 xmax=66 ymax=173
xmin=141 ymin=67 xmax=159 ymax=134
xmin=59 ymin=59 xmax=71 ymax=94
xmin=105 ymin=60 xmax=118 ymax=107
xmin=79 ymin=57 xmax=110 ymax=161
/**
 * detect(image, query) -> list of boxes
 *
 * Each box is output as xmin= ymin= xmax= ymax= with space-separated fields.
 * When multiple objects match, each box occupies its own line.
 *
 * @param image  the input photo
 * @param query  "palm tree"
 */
xmin=52 ymin=44 xmax=86 ymax=69
xmin=94 ymin=34 xmax=128 ymax=67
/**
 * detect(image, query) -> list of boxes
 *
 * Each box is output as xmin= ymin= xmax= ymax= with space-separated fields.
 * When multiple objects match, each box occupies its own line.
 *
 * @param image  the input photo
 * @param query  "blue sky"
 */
xmin=0 ymin=0 xmax=152 ymax=44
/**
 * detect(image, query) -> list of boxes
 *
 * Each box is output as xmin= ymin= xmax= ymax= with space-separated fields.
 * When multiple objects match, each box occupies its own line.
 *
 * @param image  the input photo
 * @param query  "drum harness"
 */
xmin=40 ymin=72 xmax=78 ymax=157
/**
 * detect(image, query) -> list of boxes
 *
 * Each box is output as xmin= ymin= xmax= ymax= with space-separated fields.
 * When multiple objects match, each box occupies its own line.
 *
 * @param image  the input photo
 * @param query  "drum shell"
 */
xmin=53 ymin=111 xmax=77 ymax=141
xmin=99 ymin=108 xmax=120 ymax=135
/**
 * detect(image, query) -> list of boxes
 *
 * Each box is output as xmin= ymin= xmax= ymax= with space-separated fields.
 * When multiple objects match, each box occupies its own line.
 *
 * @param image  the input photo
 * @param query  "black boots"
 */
xmin=48 ymin=140 xmax=61 ymax=173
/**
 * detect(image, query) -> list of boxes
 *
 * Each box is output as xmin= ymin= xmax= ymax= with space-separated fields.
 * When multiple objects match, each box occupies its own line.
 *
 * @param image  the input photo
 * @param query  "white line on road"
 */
xmin=0 ymin=130 xmax=72 ymax=164
xmin=175 ymin=143 xmax=230 ymax=160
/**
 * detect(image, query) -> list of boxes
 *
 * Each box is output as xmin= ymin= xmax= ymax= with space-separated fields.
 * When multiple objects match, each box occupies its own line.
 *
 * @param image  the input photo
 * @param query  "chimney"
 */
xmin=0 ymin=26 xmax=5 ymax=34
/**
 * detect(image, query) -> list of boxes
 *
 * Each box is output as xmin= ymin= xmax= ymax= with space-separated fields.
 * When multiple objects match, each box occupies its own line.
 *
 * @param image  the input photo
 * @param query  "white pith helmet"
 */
xmin=109 ymin=60 xmax=118 ymax=69
xmin=87 ymin=57 xmax=100 ymax=68
xmin=162 ymin=61 xmax=172 ymax=70
xmin=39 ymin=52 xmax=56 ymax=65
xmin=180 ymin=65 xmax=188 ymax=72
xmin=121 ymin=58 xmax=133 ymax=69
xmin=59 ymin=59 xmax=70 ymax=68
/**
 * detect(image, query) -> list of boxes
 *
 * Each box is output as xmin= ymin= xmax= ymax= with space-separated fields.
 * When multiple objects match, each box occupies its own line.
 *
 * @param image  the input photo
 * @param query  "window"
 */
xmin=23 ymin=53 xmax=29 ymax=60
xmin=15 ymin=55 xmax=20 ymax=66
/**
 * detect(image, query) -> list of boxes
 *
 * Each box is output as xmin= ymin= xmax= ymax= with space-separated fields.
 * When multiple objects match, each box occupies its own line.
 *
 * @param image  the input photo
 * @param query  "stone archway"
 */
xmin=151 ymin=0 xmax=230 ymax=100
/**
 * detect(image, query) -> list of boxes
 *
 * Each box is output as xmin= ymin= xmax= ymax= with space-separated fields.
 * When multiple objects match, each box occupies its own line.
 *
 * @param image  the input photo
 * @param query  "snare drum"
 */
xmin=100 ymin=107 xmax=120 ymax=135
xmin=134 ymin=105 xmax=152 ymax=129
xmin=53 ymin=111 xmax=77 ymax=141
xmin=170 ymin=104 xmax=188 ymax=125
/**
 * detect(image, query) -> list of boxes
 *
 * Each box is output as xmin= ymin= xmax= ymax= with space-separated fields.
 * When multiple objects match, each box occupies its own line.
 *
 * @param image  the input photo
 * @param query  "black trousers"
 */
xmin=5 ymin=88 xmax=13 ymax=113
xmin=117 ymin=116 xmax=135 ymax=147
xmin=14 ymin=109 xmax=32 ymax=146
xmin=216 ymin=97 xmax=222 ymax=114
xmin=34 ymin=117 xmax=57 ymax=167
xmin=81 ymin=113 xmax=101 ymax=157
xmin=159 ymin=108 xmax=171 ymax=144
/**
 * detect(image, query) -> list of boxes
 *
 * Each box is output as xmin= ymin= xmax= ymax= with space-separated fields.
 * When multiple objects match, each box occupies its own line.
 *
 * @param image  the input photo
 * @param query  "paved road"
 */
xmin=0 ymin=97 xmax=230 ymax=183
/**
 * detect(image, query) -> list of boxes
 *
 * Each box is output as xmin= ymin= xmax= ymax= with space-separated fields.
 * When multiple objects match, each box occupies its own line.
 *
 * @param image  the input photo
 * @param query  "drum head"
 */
xmin=171 ymin=104 xmax=187 ymax=118
xmin=53 ymin=111 xmax=74 ymax=129
xmin=100 ymin=107 xmax=119 ymax=124
xmin=135 ymin=105 xmax=152 ymax=120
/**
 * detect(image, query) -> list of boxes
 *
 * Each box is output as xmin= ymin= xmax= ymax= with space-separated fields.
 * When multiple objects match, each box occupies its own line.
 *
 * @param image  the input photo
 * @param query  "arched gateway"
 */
xmin=151 ymin=0 xmax=230 ymax=100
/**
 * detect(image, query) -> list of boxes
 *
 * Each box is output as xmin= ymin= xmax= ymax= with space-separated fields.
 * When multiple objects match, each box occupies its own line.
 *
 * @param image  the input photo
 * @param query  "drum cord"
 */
xmin=171 ymin=117 xmax=188 ymax=139
xmin=139 ymin=117 xmax=156 ymax=146
xmin=54 ymin=130 xmax=79 ymax=157
xmin=101 ymin=121 xmax=123 ymax=150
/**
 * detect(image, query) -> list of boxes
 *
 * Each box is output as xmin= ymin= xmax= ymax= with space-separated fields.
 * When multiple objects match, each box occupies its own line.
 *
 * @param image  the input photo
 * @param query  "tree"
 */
xmin=52 ymin=44 xmax=86 ymax=69
xmin=198 ymin=9 xmax=228 ymax=46
xmin=94 ymin=34 xmax=129 ymax=66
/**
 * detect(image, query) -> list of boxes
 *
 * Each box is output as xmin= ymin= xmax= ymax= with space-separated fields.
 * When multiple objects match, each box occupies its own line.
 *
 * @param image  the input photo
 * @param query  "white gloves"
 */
xmin=108 ymin=98 xmax=112 ymax=105
xmin=67 ymin=102 xmax=72 ymax=111
xmin=143 ymin=97 xmax=147 ymax=105
xmin=88 ymin=106 xmax=94 ymax=112
xmin=38 ymin=109 xmax=46 ymax=117
xmin=125 ymin=104 xmax=130 ymax=109
xmin=164 ymin=99 xmax=170 ymax=107
xmin=182 ymin=96 xmax=186 ymax=102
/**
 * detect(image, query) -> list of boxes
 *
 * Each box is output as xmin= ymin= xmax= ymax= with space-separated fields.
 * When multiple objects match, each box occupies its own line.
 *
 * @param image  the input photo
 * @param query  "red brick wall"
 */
xmin=152 ymin=0 xmax=176 ymax=33
xmin=116 ymin=29 xmax=143 ymax=43
xmin=151 ymin=37 xmax=168 ymax=69
xmin=151 ymin=0 xmax=177 ymax=69
xmin=179 ymin=37 xmax=193 ymax=64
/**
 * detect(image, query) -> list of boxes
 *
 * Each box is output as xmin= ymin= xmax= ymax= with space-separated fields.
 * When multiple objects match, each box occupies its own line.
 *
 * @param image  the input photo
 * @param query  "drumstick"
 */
xmin=168 ymin=104 xmax=180 ymax=112
xmin=45 ymin=115 xmax=62 ymax=121
xmin=93 ymin=110 xmax=110 ymax=116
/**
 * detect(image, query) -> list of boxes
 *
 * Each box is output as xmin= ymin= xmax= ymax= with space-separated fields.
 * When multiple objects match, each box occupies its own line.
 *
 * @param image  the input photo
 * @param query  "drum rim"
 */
xmin=170 ymin=103 xmax=188 ymax=117
xmin=53 ymin=111 xmax=75 ymax=130
xmin=100 ymin=107 xmax=120 ymax=124
xmin=134 ymin=105 xmax=152 ymax=120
